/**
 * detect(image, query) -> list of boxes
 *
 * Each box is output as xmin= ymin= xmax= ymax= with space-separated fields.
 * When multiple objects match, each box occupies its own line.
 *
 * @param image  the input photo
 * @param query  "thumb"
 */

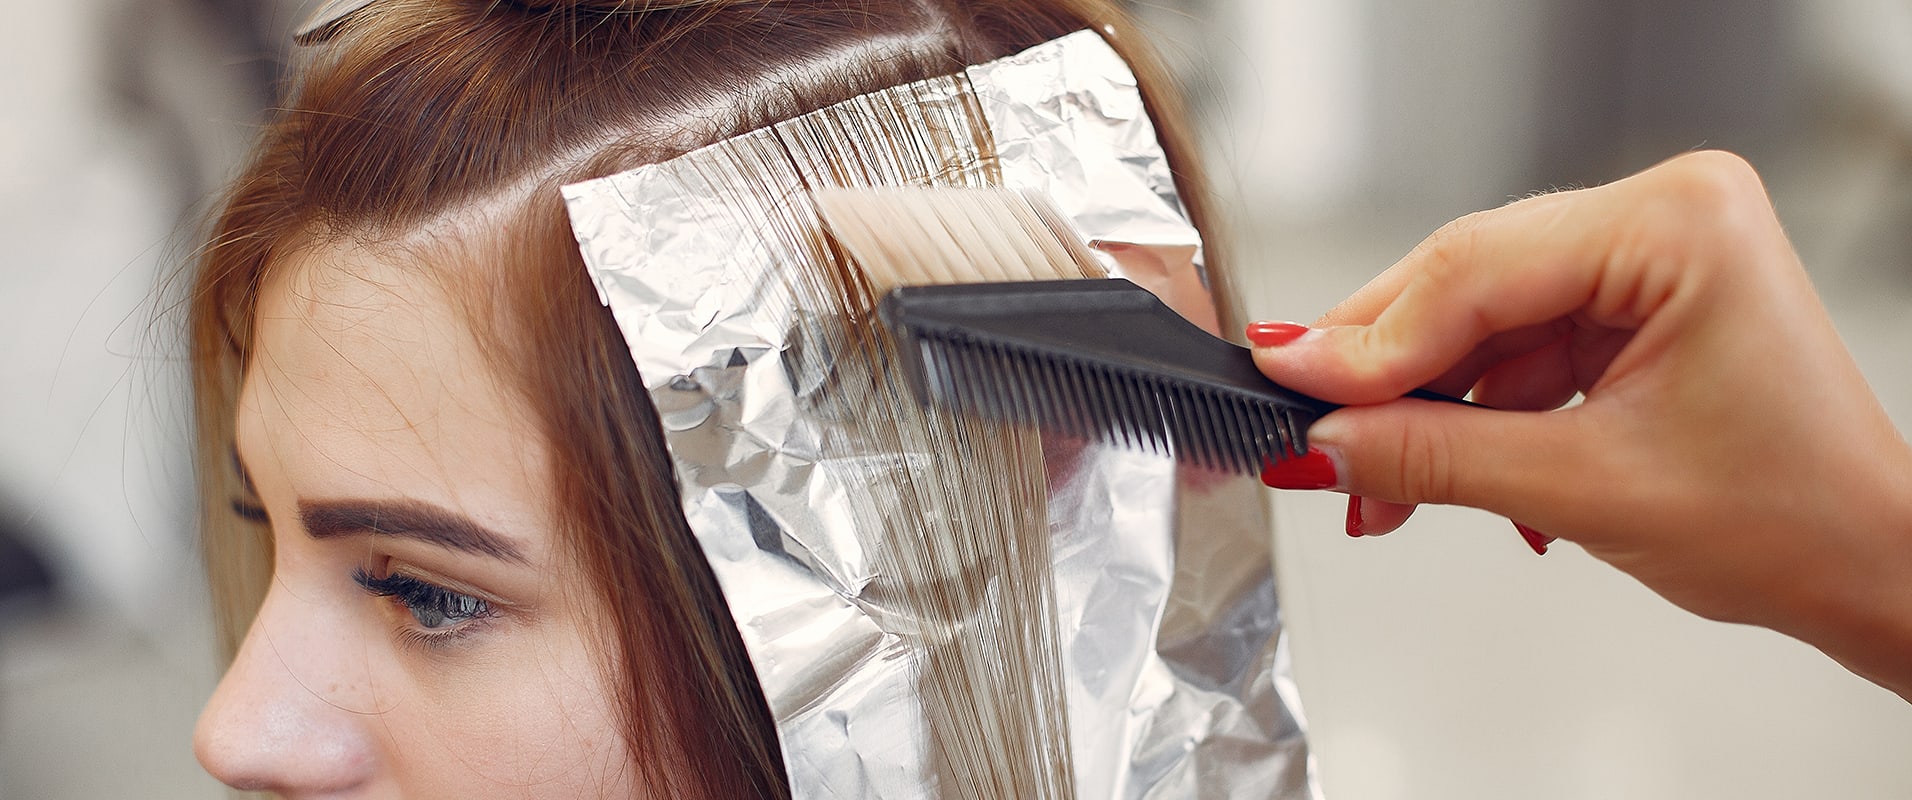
xmin=1300 ymin=397 xmax=1600 ymax=522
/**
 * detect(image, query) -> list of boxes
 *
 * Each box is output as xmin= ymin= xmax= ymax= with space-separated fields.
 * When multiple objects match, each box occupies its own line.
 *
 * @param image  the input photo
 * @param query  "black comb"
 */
xmin=878 ymin=278 xmax=1463 ymax=474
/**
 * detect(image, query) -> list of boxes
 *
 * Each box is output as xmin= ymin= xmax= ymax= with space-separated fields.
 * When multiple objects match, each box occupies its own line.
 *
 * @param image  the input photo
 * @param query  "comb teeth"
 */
xmin=907 ymin=328 xmax=1315 ymax=474
xmin=819 ymin=186 xmax=1348 ymax=472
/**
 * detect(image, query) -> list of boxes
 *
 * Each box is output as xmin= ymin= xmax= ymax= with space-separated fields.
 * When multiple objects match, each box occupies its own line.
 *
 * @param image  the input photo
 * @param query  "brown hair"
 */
xmin=189 ymin=1 xmax=1224 ymax=797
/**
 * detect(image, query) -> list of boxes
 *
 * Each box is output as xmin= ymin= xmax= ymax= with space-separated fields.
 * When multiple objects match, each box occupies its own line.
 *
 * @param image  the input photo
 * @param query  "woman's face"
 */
xmin=193 ymin=245 xmax=637 ymax=798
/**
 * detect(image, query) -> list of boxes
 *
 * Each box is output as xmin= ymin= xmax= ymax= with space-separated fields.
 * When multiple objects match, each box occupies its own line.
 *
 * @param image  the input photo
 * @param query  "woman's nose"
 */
xmin=194 ymin=583 xmax=379 ymax=794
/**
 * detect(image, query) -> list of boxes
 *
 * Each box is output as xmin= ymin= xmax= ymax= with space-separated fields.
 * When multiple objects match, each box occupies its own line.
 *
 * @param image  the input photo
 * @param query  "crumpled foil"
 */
xmin=563 ymin=30 xmax=1313 ymax=799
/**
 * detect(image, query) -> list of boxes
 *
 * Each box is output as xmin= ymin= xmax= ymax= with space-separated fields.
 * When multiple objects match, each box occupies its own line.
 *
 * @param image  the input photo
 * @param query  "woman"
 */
xmin=187 ymin=0 xmax=1223 ymax=796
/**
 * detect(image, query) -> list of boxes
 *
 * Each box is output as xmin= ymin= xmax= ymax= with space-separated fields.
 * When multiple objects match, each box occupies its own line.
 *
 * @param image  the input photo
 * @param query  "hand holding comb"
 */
xmin=812 ymin=187 xmax=1534 ymax=552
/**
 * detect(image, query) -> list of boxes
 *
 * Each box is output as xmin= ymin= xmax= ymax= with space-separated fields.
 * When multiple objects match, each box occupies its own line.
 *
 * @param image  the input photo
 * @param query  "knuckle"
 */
xmin=1343 ymin=324 xmax=1403 ymax=385
xmin=1665 ymin=150 xmax=1764 ymax=197
xmin=1388 ymin=417 xmax=1457 ymax=505
xmin=1611 ymin=151 xmax=1779 ymax=292
xmin=1338 ymin=319 xmax=1442 ymax=402
xmin=1652 ymin=151 xmax=1773 ymax=238
xmin=1419 ymin=212 xmax=1489 ymax=283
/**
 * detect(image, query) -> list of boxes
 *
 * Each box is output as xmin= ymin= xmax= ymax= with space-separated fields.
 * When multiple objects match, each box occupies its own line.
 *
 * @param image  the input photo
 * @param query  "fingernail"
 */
xmin=1260 ymin=449 xmax=1338 ymax=490
xmin=1304 ymin=414 xmax=1348 ymax=451
xmin=1246 ymin=321 xmax=1311 ymax=348
xmin=1345 ymin=496 xmax=1365 ymax=537
xmin=1512 ymin=522 xmax=1554 ymax=556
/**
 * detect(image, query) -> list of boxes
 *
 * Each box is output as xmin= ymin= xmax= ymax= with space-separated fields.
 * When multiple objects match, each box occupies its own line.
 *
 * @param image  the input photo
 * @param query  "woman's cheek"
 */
xmin=391 ymin=608 xmax=634 ymax=796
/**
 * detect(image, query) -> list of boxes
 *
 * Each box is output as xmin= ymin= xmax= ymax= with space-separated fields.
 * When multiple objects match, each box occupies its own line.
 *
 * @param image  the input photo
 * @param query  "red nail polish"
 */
xmin=1260 ymin=449 xmax=1337 ymax=490
xmin=1345 ymin=496 xmax=1365 ymax=537
xmin=1512 ymin=522 xmax=1554 ymax=556
xmin=1246 ymin=321 xmax=1310 ymax=348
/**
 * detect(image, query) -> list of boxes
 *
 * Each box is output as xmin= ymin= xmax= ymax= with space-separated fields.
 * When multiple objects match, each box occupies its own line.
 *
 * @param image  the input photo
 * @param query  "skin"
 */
xmin=1251 ymin=150 xmax=1912 ymax=702
xmin=193 ymin=242 xmax=640 ymax=797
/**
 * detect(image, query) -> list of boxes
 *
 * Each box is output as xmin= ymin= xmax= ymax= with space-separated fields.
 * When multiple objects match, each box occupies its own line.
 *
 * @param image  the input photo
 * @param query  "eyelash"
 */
xmin=231 ymin=449 xmax=269 ymax=524
xmin=231 ymin=499 xmax=269 ymax=524
xmin=352 ymin=568 xmax=498 ymax=648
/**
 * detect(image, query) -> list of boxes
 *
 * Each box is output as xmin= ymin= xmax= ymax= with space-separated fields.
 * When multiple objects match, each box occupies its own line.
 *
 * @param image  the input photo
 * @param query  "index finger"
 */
xmin=1309 ymin=192 xmax=1570 ymax=328
xmin=1253 ymin=159 xmax=1689 ymax=405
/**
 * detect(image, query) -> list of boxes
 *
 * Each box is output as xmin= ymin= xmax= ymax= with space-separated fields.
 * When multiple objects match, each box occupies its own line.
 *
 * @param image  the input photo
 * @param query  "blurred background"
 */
xmin=1 ymin=0 xmax=1908 ymax=797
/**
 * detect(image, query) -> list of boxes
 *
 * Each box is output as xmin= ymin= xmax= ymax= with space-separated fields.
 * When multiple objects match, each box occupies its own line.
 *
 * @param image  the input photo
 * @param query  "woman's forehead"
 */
xmin=235 ymin=244 xmax=545 ymax=513
xmin=249 ymin=246 xmax=472 ymax=409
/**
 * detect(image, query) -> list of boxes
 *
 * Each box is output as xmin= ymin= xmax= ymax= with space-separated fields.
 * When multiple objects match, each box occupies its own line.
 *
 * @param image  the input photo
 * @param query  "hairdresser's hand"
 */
xmin=1250 ymin=151 xmax=1912 ymax=701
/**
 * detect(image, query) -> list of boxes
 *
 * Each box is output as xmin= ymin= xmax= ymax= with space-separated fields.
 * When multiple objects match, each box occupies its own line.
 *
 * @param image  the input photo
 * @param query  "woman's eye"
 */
xmin=230 ymin=499 xmax=270 ymax=524
xmin=401 ymin=588 xmax=486 ymax=629
xmin=352 ymin=568 xmax=494 ymax=631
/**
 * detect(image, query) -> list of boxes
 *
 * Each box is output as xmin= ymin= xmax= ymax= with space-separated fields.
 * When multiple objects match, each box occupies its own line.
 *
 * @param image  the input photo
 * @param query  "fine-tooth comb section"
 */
xmin=879 ymin=279 xmax=1344 ymax=474
xmin=814 ymin=186 xmax=1347 ymax=472
xmin=914 ymin=333 xmax=1310 ymax=472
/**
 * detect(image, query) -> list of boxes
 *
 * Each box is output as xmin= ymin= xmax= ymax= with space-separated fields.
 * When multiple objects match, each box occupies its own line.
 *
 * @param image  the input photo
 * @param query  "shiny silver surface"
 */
xmin=563 ymin=31 xmax=1312 ymax=798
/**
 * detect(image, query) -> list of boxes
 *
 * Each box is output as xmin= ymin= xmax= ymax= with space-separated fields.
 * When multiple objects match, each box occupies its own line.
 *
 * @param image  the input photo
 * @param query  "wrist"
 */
xmin=1791 ymin=442 xmax=1912 ymax=701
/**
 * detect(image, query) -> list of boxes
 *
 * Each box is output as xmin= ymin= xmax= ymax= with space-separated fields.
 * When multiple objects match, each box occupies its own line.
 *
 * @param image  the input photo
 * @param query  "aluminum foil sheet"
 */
xmin=563 ymin=30 xmax=1313 ymax=799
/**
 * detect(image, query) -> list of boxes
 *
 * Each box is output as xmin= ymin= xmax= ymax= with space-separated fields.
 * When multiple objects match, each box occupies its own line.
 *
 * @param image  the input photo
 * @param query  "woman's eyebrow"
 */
xmin=298 ymin=498 xmax=529 ymax=564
